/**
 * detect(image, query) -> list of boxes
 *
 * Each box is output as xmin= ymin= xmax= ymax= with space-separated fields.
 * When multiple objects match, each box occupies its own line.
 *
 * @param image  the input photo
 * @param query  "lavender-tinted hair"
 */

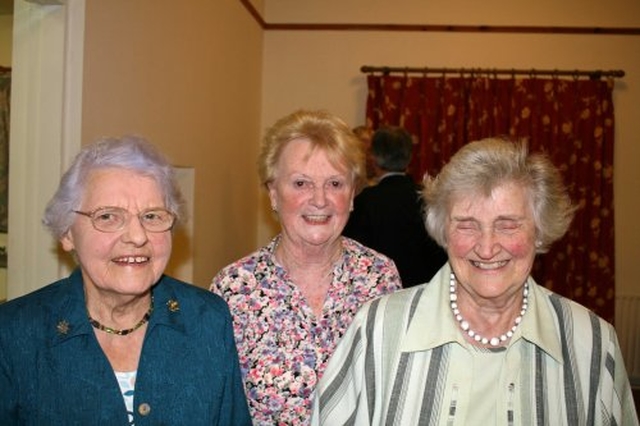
xmin=43 ymin=135 xmax=186 ymax=240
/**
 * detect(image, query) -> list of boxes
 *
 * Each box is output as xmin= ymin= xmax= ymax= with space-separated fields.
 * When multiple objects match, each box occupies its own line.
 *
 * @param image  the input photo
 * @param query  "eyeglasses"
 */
xmin=73 ymin=207 xmax=176 ymax=233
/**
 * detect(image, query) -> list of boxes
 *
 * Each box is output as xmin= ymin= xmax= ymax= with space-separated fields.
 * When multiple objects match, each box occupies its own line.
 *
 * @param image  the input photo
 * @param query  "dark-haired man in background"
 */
xmin=343 ymin=126 xmax=447 ymax=287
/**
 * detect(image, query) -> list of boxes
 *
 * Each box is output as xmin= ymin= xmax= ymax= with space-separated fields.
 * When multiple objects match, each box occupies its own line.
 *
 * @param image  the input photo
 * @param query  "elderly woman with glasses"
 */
xmin=0 ymin=136 xmax=251 ymax=425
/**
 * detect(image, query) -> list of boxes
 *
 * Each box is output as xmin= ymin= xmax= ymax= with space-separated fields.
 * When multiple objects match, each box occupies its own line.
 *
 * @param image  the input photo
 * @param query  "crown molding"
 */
xmin=239 ymin=0 xmax=640 ymax=35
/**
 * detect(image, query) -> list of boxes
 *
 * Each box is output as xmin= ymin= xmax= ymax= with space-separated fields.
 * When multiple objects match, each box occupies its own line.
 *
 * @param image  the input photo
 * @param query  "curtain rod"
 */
xmin=360 ymin=65 xmax=625 ymax=79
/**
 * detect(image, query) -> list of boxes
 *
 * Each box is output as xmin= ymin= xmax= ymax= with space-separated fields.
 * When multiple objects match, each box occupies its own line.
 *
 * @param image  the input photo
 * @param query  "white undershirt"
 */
xmin=115 ymin=370 xmax=137 ymax=425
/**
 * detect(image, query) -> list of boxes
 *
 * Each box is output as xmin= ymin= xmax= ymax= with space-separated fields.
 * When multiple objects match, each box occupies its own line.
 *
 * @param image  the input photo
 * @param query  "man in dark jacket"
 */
xmin=343 ymin=126 xmax=447 ymax=287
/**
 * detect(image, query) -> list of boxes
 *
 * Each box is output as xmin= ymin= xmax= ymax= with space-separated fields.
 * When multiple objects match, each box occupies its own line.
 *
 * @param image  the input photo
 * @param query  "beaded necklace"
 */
xmin=88 ymin=296 xmax=154 ymax=336
xmin=449 ymin=272 xmax=528 ymax=347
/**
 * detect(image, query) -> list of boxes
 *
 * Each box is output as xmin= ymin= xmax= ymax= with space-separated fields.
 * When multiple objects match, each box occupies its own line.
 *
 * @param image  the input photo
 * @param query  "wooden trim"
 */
xmin=239 ymin=0 xmax=265 ymax=28
xmin=24 ymin=0 xmax=63 ymax=4
xmin=265 ymin=23 xmax=640 ymax=35
xmin=238 ymin=1 xmax=640 ymax=36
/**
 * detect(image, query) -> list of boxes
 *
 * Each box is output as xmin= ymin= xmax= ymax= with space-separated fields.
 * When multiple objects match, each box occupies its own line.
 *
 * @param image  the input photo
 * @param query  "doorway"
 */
xmin=0 ymin=0 xmax=11 ymax=302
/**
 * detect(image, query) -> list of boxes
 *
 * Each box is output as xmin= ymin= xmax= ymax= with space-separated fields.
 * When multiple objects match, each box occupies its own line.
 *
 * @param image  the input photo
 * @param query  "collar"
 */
xmin=49 ymin=269 xmax=93 ymax=345
xmin=401 ymin=263 xmax=564 ymax=363
xmin=376 ymin=172 xmax=406 ymax=183
xmin=266 ymin=234 xmax=352 ymax=280
xmin=50 ymin=269 xmax=187 ymax=346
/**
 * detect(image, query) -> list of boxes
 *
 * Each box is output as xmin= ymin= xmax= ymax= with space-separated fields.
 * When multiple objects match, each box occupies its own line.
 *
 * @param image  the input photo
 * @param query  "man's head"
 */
xmin=371 ymin=126 xmax=413 ymax=172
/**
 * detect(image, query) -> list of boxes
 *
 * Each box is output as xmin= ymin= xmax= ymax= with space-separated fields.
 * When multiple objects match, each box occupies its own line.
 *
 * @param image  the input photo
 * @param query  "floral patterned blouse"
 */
xmin=210 ymin=236 xmax=401 ymax=426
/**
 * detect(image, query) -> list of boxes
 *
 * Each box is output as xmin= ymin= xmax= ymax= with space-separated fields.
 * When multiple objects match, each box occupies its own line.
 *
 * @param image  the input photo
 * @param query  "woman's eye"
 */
xmin=328 ymin=180 xmax=344 ymax=189
xmin=143 ymin=212 xmax=160 ymax=221
xmin=96 ymin=212 xmax=119 ymax=222
xmin=495 ymin=220 xmax=520 ymax=232
xmin=455 ymin=221 xmax=478 ymax=232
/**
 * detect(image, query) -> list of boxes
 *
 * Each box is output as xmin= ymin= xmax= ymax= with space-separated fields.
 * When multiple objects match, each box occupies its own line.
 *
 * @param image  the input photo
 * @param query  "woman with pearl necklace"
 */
xmin=312 ymin=138 xmax=638 ymax=426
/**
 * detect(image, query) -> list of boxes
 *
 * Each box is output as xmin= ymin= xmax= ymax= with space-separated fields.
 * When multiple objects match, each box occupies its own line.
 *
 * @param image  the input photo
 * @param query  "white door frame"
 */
xmin=7 ymin=0 xmax=84 ymax=299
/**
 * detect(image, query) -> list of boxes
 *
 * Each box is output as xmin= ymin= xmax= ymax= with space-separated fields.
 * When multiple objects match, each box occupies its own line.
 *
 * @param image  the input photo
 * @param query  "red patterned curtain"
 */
xmin=365 ymin=73 xmax=615 ymax=322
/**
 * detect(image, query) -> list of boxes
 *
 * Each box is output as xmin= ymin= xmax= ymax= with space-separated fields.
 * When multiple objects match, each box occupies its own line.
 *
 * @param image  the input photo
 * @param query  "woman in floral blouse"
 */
xmin=211 ymin=110 xmax=402 ymax=425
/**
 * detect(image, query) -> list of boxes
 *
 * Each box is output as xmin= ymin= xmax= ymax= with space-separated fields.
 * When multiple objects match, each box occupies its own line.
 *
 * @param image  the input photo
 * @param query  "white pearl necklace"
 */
xmin=449 ymin=272 xmax=529 ymax=347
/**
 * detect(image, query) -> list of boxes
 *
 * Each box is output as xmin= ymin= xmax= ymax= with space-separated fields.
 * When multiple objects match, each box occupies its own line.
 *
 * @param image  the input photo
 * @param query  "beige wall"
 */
xmin=82 ymin=0 xmax=263 ymax=288
xmin=259 ymin=1 xmax=640 ymax=297
xmin=265 ymin=0 xmax=638 ymax=27
xmin=75 ymin=0 xmax=640 ymax=297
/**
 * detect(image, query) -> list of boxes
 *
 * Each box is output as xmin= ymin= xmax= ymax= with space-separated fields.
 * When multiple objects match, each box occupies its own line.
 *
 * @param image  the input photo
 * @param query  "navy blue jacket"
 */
xmin=0 ymin=269 xmax=251 ymax=425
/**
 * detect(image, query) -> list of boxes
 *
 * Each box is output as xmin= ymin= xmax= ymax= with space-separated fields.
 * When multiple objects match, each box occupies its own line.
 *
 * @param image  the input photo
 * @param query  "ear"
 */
xmin=267 ymin=182 xmax=278 ymax=212
xmin=60 ymin=230 xmax=75 ymax=252
xmin=349 ymin=185 xmax=356 ymax=211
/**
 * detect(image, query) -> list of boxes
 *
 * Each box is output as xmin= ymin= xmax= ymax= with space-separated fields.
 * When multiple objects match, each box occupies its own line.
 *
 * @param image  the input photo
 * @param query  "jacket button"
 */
xmin=138 ymin=403 xmax=151 ymax=416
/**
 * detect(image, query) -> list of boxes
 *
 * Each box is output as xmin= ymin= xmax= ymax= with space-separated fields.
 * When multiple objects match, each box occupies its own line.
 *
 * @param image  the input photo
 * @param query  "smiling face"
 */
xmin=60 ymin=168 xmax=172 ymax=298
xmin=268 ymin=138 xmax=355 ymax=250
xmin=446 ymin=181 xmax=537 ymax=303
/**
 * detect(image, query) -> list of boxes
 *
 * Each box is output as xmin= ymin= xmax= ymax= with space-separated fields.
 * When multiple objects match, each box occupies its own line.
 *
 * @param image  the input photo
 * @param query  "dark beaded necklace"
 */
xmin=88 ymin=296 xmax=154 ymax=336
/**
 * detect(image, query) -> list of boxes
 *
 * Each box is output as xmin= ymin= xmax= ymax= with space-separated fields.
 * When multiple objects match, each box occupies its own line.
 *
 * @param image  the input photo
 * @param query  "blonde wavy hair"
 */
xmin=258 ymin=110 xmax=366 ymax=191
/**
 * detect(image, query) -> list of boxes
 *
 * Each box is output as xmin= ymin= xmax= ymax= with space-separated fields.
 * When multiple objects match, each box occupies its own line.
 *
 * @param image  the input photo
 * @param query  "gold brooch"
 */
xmin=166 ymin=299 xmax=180 ymax=312
xmin=56 ymin=320 xmax=70 ymax=335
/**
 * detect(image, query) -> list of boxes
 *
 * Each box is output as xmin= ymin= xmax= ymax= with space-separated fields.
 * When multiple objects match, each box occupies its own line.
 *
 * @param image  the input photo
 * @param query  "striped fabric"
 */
xmin=311 ymin=263 xmax=639 ymax=426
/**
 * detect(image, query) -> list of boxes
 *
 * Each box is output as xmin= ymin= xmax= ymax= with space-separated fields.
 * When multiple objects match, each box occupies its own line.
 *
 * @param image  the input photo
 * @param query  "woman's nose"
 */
xmin=475 ymin=230 xmax=501 ymax=258
xmin=121 ymin=216 xmax=149 ymax=246
xmin=310 ymin=186 xmax=328 ymax=207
